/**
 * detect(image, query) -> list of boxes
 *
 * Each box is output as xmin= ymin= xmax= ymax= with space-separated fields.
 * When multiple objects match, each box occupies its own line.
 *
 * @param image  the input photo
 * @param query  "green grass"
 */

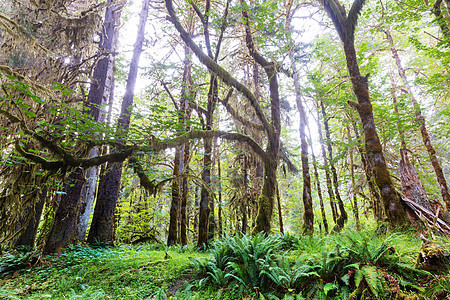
xmin=1 ymin=229 xmax=449 ymax=299
xmin=0 ymin=244 xmax=206 ymax=299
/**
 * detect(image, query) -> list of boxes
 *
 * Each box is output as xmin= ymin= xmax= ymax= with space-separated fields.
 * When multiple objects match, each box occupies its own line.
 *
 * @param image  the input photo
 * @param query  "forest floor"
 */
xmin=0 ymin=244 xmax=205 ymax=299
xmin=1 ymin=228 xmax=450 ymax=299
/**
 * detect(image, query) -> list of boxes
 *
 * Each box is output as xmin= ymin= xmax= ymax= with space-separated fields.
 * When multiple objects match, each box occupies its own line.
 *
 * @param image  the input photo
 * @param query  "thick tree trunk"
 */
xmin=86 ymin=163 xmax=121 ymax=245
xmin=322 ymin=0 xmax=409 ymax=228
xmin=87 ymin=0 xmax=149 ymax=245
xmin=44 ymin=0 xmax=121 ymax=252
xmin=343 ymin=39 xmax=408 ymax=227
xmin=387 ymin=31 xmax=450 ymax=210
xmin=198 ymin=139 xmax=212 ymax=248
xmin=77 ymin=148 xmax=99 ymax=242
xmin=44 ymin=169 xmax=86 ymax=253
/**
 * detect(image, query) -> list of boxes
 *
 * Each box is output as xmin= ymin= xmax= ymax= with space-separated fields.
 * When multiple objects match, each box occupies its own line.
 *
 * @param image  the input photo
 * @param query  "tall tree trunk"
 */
xmin=180 ymin=143 xmax=189 ymax=245
xmin=320 ymin=101 xmax=348 ymax=231
xmin=193 ymin=186 xmax=199 ymax=241
xmin=45 ymin=169 xmax=86 ymax=253
xmin=350 ymin=116 xmax=383 ymax=220
xmin=241 ymin=156 xmax=248 ymax=235
xmin=285 ymin=0 xmax=314 ymax=235
xmin=386 ymin=30 xmax=450 ymax=210
xmin=217 ymin=143 xmax=223 ymax=237
xmin=315 ymin=107 xmax=338 ymax=224
xmin=307 ymin=122 xmax=329 ymax=234
xmin=322 ymin=0 xmax=409 ymax=227
xmin=168 ymin=147 xmax=182 ymax=246
xmin=77 ymin=148 xmax=99 ymax=242
xmin=43 ymin=0 xmax=121 ymax=253
xmin=78 ymin=56 xmax=117 ymax=242
xmin=87 ymin=0 xmax=149 ymax=245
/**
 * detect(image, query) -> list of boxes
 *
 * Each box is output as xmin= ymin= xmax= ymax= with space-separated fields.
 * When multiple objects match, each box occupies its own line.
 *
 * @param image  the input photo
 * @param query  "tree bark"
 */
xmin=276 ymin=182 xmax=284 ymax=234
xmin=322 ymin=0 xmax=409 ymax=228
xmin=285 ymin=0 xmax=313 ymax=235
xmin=350 ymin=116 xmax=383 ymax=220
xmin=180 ymin=143 xmax=189 ymax=245
xmin=87 ymin=0 xmax=149 ymax=245
xmin=77 ymin=148 xmax=99 ymax=242
xmin=44 ymin=168 xmax=86 ymax=253
xmin=217 ymin=144 xmax=223 ymax=237
xmin=307 ymin=122 xmax=329 ymax=234
xmin=44 ymin=0 xmax=121 ymax=252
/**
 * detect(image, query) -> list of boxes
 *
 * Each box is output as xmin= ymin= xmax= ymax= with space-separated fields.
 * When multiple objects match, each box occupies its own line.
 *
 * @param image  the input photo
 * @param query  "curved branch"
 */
xmin=156 ymin=129 xmax=267 ymax=160
xmin=322 ymin=0 xmax=348 ymax=40
xmin=347 ymin=0 xmax=366 ymax=35
xmin=165 ymin=0 xmax=271 ymax=134
xmin=219 ymin=98 xmax=265 ymax=132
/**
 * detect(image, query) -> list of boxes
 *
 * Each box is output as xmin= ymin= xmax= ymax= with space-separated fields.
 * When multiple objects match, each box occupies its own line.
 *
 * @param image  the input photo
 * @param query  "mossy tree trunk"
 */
xmin=349 ymin=115 xmax=383 ymax=220
xmin=14 ymin=186 xmax=46 ymax=248
xmin=44 ymin=0 xmax=121 ymax=252
xmin=87 ymin=0 xmax=150 ymax=245
xmin=168 ymin=146 xmax=182 ymax=246
xmin=44 ymin=168 xmax=86 ymax=253
xmin=322 ymin=0 xmax=409 ymax=228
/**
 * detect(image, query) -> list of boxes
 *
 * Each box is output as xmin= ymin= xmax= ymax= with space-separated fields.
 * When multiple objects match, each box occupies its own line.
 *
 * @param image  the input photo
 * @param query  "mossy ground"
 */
xmin=1 ymin=229 xmax=449 ymax=299
xmin=0 ymin=244 xmax=207 ymax=299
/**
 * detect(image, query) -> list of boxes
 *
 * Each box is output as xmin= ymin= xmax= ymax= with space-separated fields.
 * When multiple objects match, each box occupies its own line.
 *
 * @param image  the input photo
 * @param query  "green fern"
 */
xmin=354 ymin=265 xmax=382 ymax=298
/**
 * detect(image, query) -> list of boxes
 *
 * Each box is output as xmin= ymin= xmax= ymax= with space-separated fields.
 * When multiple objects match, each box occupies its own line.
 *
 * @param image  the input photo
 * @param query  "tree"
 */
xmin=285 ymin=1 xmax=314 ymax=235
xmin=321 ymin=0 xmax=409 ymax=227
xmin=166 ymin=0 xmax=286 ymax=234
xmin=87 ymin=0 xmax=150 ymax=245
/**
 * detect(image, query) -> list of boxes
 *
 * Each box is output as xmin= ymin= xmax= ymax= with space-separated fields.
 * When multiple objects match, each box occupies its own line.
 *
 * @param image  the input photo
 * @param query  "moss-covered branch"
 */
xmin=165 ymin=0 xmax=271 ymax=135
xmin=156 ymin=129 xmax=267 ymax=160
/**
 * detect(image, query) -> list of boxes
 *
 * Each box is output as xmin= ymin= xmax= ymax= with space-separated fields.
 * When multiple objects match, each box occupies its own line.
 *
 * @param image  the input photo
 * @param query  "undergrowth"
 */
xmin=0 ymin=229 xmax=449 ymax=299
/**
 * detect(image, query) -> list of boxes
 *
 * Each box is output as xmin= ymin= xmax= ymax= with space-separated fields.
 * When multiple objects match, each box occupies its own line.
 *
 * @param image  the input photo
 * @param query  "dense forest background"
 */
xmin=0 ymin=0 xmax=450 ymax=297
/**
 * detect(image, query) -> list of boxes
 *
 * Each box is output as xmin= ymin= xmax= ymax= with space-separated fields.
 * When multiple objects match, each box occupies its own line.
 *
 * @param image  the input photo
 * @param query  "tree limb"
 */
xmin=165 ymin=0 xmax=272 ymax=134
